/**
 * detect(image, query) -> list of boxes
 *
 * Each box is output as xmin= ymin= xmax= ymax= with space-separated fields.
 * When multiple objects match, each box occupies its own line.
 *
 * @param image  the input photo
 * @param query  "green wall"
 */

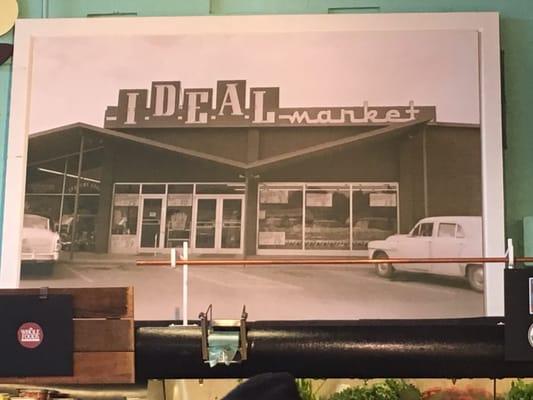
xmin=1 ymin=0 xmax=532 ymax=257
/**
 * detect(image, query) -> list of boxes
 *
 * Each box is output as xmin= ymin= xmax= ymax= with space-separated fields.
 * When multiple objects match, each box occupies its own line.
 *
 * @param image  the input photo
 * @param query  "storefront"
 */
xmin=110 ymin=182 xmax=245 ymax=254
xmin=106 ymin=181 xmax=399 ymax=255
xmin=24 ymin=80 xmax=482 ymax=257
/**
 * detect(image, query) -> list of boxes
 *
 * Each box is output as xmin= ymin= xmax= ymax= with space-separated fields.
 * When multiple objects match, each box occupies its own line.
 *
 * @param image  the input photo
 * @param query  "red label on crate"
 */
xmin=17 ymin=322 xmax=44 ymax=349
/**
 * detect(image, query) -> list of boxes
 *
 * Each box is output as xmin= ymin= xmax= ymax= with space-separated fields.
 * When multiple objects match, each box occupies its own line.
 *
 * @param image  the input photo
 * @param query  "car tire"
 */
xmin=374 ymin=252 xmax=394 ymax=278
xmin=467 ymin=264 xmax=484 ymax=292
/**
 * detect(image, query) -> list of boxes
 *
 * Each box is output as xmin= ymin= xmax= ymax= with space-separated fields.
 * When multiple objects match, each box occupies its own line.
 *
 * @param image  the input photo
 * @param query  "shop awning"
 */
xmin=29 ymin=119 xmax=431 ymax=173
xmin=28 ymin=122 xmax=247 ymax=169
xmin=246 ymin=118 xmax=431 ymax=173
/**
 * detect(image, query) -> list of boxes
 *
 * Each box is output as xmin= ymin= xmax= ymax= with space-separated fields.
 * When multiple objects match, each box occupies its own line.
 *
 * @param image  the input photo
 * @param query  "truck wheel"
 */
xmin=374 ymin=252 xmax=394 ymax=278
xmin=467 ymin=264 xmax=484 ymax=292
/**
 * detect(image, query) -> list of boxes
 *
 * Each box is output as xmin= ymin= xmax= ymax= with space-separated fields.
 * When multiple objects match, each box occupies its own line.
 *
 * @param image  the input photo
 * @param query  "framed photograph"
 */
xmin=0 ymin=13 xmax=504 ymax=320
xmin=529 ymin=277 xmax=533 ymax=315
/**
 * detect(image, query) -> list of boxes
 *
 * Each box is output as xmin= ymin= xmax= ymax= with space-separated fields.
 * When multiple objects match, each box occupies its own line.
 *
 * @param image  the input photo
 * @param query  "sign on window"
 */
xmin=369 ymin=193 xmax=396 ymax=207
xmin=258 ymin=231 xmax=286 ymax=246
xmin=306 ymin=192 xmax=333 ymax=207
xmin=260 ymin=190 xmax=289 ymax=204
xmin=114 ymin=194 xmax=139 ymax=206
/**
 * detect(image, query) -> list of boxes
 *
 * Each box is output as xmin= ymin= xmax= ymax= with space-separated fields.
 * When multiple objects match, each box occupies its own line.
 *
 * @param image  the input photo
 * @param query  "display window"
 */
xmin=258 ymin=183 xmax=399 ymax=254
xmin=112 ymin=205 xmax=138 ymax=235
xmin=305 ymin=186 xmax=350 ymax=250
xmin=110 ymin=187 xmax=140 ymax=253
xmin=352 ymin=188 xmax=398 ymax=250
xmin=258 ymin=186 xmax=304 ymax=250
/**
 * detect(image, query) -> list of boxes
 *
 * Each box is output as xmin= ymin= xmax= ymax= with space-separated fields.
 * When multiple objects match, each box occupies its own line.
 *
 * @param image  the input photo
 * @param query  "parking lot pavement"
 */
xmin=20 ymin=262 xmax=483 ymax=321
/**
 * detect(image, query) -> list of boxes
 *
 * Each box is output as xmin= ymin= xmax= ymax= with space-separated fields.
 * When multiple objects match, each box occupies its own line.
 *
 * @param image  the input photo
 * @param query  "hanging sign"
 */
xmin=369 ymin=193 xmax=397 ymax=207
xmin=167 ymin=194 xmax=193 ymax=207
xmin=114 ymin=194 xmax=139 ymax=206
xmin=260 ymin=190 xmax=289 ymax=204
xmin=306 ymin=192 xmax=333 ymax=207
xmin=259 ymin=231 xmax=286 ymax=246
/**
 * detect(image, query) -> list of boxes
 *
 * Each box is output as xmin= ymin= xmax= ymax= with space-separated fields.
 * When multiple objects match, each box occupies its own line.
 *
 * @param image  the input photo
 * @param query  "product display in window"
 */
xmin=258 ymin=188 xmax=303 ymax=250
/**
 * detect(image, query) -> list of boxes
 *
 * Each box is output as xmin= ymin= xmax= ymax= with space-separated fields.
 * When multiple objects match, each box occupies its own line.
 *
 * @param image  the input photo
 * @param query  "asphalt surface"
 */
xmin=20 ymin=262 xmax=483 ymax=320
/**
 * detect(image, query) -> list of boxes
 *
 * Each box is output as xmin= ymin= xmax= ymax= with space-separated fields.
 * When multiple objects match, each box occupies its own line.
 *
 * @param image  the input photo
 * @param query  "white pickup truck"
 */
xmin=367 ymin=216 xmax=483 ymax=291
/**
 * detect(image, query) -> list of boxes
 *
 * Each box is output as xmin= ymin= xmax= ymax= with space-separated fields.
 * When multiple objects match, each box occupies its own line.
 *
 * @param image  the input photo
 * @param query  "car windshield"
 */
xmin=410 ymin=224 xmax=421 ymax=236
xmin=23 ymin=214 xmax=49 ymax=230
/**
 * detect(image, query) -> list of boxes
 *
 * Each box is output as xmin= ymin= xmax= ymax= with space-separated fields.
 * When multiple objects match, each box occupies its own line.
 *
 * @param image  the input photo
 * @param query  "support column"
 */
xmin=94 ymin=141 xmax=114 ymax=253
xmin=243 ymin=129 xmax=260 ymax=257
xmin=244 ymin=174 xmax=258 ymax=257
xmin=69 ymin=133 xmax=85 ymax=260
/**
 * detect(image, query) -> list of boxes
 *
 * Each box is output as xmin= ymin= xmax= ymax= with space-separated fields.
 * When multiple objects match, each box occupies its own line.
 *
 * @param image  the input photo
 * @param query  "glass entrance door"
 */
xmin=193 ymin=196 xmax=244 ymax=253
xmin=139 ymin=197 xmax=165 ymax=250
xmin=195 ymin=199 xmax=217 ymax=249
xmin=221 ymin=198 xmax=243 ymax=249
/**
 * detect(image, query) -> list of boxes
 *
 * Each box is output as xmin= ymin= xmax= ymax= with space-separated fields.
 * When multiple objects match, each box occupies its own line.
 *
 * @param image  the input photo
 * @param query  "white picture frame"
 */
xmin=0 ymin=12 xmax=504 ymax=316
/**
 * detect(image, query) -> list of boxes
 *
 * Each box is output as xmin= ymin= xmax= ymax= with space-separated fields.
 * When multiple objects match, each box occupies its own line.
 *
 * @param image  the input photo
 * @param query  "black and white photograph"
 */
xmin=529 ymin=277 xmax=533 ymax=315
xmin=0 ymin=15 xmax=505 ymax=320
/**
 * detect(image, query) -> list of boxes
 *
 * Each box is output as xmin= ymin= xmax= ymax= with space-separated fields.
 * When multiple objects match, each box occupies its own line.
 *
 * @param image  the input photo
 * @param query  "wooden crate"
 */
xmin=0 ymin=287 xmax=135 ymax=384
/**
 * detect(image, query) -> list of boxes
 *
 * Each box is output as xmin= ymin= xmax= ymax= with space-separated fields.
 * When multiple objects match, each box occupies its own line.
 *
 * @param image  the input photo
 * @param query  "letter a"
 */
xmin=218 ymin=83 xmax=244 ymax=116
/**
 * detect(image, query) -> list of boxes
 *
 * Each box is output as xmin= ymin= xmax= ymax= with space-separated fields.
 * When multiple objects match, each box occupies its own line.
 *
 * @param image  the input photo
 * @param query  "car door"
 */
xmin=430 ymin=222 xmax=465 ymax=277
xmin=394 ymin=222 xmax=432 ymax=272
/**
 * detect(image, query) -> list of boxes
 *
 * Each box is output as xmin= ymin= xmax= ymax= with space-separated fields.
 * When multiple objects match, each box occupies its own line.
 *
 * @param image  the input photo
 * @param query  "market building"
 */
xmin=24 ymin=80 xmax=481 ymax=257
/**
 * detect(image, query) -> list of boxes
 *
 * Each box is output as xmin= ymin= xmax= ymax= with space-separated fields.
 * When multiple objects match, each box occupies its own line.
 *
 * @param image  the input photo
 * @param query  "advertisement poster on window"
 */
xmin=0 ymin=14 xmax=503 ymax=321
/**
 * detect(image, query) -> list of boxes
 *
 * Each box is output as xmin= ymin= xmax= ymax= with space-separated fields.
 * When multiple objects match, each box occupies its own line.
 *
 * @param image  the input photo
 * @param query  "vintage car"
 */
xmin=21 ymin=214 xmax=61 ymax=273
xmin=367 ymin=216 xmax=483 ymax=291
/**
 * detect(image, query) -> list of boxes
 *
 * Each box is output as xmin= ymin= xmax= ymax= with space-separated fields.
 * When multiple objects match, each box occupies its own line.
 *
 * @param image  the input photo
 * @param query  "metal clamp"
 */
xmin=199 ymin=304 xmax=248 ymax=366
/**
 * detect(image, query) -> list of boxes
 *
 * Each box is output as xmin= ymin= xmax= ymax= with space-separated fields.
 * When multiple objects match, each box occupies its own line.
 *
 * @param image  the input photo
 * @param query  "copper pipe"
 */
xmin=137 ymin=256 xmax=533 ymax=266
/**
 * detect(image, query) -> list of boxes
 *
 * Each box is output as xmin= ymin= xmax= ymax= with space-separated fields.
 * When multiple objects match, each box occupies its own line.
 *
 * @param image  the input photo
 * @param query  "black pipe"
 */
xmin=134 ymin=317 xmax=533 ymax=380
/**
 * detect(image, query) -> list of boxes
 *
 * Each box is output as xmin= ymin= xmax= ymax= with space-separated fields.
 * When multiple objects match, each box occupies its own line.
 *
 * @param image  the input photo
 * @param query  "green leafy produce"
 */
xmin=296 ymin=378 xmax=327 ymax=400
xmin=507 ymin=379 xmax=533 ymax=400
xmin=330 ymin=379 xmax=421 ymax=400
